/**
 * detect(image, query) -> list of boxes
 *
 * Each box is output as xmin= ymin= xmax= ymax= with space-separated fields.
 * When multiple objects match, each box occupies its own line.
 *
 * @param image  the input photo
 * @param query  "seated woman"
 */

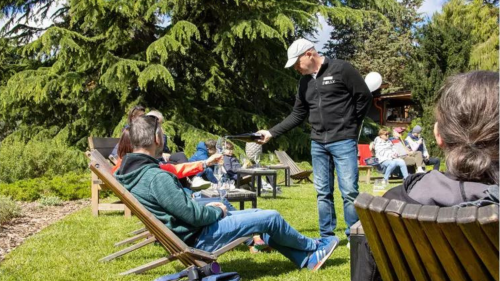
xmin=385 ymin=70 xmax=498 ymax=204
xmin=358 ymin=71 xmax=499 ymax=281
xmin=373 ymin=128 xmax=409 ymax=184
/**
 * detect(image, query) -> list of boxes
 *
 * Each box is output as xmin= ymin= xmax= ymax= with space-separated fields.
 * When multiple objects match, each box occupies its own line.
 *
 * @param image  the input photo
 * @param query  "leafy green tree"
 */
xmin=405 ymin=0 xmax=498 ymax=157
xmin=324 ymin=0 xmax=423 ymax=92
xmin=436 ymin=0 xmax=499 ymax=71
xmin=0 ymin=0 xmax=398 ymax=176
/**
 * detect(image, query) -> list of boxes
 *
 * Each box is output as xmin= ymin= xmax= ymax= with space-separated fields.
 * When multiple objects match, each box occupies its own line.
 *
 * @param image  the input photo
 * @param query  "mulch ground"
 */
xmin=0 ymin=199 xmax=90 ymax=262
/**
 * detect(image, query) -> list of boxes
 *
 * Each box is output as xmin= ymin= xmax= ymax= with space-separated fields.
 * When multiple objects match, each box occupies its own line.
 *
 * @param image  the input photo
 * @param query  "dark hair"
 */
xmin=225 ymin=142 xmax=234 ymax=149
xmin=435 ymin=71 xmax=499 ymax=184
xmin=127 ymin=105 xmax=145 ymax=125
xmin=117 ymin=128 xmax=133 ymax=159
xmin=205 ymin=139 xmax=216 ymax=150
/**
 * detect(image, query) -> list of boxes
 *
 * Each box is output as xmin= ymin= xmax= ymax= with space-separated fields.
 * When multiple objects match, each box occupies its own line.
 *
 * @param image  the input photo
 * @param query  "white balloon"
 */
xmin=364 ymin=72 xmax=382 ymax=92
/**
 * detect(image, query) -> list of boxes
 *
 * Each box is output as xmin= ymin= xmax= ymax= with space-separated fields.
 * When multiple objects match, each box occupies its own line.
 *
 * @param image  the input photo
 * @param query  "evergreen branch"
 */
xmin=138 ymin=64 xmax=175 ymax=90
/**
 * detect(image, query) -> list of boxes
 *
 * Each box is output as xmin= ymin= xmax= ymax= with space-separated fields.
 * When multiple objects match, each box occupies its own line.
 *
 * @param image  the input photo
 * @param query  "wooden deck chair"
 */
xmin=274 ymin=150 xmax=312 ymax=183
xmin=354 ymin=192 xmax=499 ymax=281
xmin=85 ymin=150 xmax=153 ymax=261
xmin=88 ymin=149 xmax=250 ymax=275
xmin=88 ymin=137 xmax=131 ymax=217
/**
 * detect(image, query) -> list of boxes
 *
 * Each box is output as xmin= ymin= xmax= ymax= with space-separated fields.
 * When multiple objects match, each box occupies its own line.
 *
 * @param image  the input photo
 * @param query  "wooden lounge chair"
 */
xmin=88 ymin=137 xmax=131 ymax=217
xmin=274 ymin=150 xmax=312 ymax=183
xmin=354 ymin=192 xmax=499 ymax=281
xmin=88 ymin=149 xmax=250 ymax=275
xmin=85 ymin=149 xmax=152 ymax=261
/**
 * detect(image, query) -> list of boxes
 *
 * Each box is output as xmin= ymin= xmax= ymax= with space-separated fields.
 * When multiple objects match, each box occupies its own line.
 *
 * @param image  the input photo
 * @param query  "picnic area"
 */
xmin=0 ymin=0 xmax=498 ymax=280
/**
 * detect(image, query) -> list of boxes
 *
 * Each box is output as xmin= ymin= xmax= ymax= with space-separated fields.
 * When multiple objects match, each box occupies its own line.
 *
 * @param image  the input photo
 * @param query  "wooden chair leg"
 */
xmin=100 ymin=237 xmax=156 ymax=262
xmin=129 ymin=227 xmax=147 ymax=236
xmin=91 ymin=172 xmax=100 ymax=217
xmin=119 ymin=256 xmax=177 ymax=275
xmin=124 ymin=206 xmax=132 ymax=218
xmin=115 ymin=231 xmax=151 ymax=247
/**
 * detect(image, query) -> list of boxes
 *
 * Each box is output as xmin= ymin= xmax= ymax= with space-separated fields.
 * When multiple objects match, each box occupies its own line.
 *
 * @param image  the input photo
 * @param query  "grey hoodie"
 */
xmin=384 ymin=170 xmax=496 ymax=206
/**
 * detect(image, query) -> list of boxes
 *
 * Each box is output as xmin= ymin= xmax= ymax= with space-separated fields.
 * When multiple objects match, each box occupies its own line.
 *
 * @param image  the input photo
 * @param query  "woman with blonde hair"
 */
xmin=373 ymin=128 xmax=409 ymax=184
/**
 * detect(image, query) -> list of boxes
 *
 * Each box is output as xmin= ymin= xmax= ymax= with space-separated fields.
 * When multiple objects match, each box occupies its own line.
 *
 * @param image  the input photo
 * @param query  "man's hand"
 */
xmin=257 ymin=130 xmax=272 ymax=144
xmin=206 ymin=202 xmax=228 ymax=217
xmin=417 ymin=139 xmax=423 ymax=145
xmin=206 ymin=153 xmax=223 ymax=166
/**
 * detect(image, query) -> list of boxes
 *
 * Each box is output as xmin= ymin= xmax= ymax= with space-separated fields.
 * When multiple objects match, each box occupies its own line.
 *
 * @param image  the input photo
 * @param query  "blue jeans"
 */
xmin=311 ymin=139 xmax=359 ymax=238
xmin=196 ymin=166 xmax=218 ymax=184
xmin=194 ymin=209 xmax=318 ymax=268
xmin=380 ymin=159 xmax=408 ymax=180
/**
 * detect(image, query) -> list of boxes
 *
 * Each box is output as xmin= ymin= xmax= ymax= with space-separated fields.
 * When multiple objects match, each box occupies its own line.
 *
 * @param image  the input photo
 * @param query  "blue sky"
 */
xmin=314 ymin=0 xmax=448 ymax=51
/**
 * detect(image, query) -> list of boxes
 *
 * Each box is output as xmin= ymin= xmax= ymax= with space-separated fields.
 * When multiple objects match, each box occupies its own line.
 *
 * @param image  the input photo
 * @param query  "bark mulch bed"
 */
xmin=0 ymin=199 xmax=90 ymax=262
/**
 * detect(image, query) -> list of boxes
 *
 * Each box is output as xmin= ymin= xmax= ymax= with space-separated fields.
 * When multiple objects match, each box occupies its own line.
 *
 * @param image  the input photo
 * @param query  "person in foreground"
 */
xmin=384 ymin=70 xmax=498 ymax=204
xmin=357 ymin=71 xmax=499 ymax=281
xmin=115 ymin=115 xmax=340 ymax=271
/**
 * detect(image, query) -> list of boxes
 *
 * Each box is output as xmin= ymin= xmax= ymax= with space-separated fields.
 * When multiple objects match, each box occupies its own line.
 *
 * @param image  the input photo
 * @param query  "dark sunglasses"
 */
xmin=144 ymin=115 xmax=159 ymax=142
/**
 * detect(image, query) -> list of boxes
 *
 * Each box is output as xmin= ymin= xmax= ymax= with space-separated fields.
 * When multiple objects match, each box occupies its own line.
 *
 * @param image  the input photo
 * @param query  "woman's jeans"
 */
xmin=380 ymin=159 xmax=408 ymax=180
xmin=311 ymin=139 xmax=360 ymax=238
xmin=194 ymin=209 xmax=318 ymax=268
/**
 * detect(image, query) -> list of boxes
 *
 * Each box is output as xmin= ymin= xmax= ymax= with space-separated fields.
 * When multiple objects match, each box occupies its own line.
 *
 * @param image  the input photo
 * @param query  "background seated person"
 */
xmin=115 ymin=116 xmax=340 ymax=271
xmin=391 ymin=127 xmax=426 ymax=173
xmin=223 ymin=142 xmax=244 ymax=182
xmin=373 ymin=128 xmax=409 ymax=184
xmin=405 ymin=125 xmax=441 ymax=171
xmin=110 ymin=105 xmax=145 ymax=159
xmin=189 ymin=140 xmax=218 ymax=187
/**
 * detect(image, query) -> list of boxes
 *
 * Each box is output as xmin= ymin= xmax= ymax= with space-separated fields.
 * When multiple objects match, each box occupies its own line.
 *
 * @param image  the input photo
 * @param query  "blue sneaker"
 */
xmin=307 ymin=236 xmax=339 ymax=271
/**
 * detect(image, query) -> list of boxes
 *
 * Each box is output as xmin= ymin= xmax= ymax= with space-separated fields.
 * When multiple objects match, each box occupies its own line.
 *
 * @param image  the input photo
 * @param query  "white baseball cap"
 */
xmin=284 ymin=38 xmax=315 ymax=68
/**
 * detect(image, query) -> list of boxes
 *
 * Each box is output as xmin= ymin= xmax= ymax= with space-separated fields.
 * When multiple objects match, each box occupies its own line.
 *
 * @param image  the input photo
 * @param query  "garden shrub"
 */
xmin=0 ymin=172 xmax=90 ymax=201
xmin=38 ymin=196 xmax=63 ymax=206
xmin=0 ymin=126 xmax=87 ymax=183
xmin=0 ymin=196 xmax=21 ymax=224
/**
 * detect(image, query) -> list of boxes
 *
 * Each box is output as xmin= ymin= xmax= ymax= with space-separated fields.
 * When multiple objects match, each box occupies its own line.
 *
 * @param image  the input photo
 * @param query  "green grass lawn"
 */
xmin=0 ymin=175 xmax=402 ymax=281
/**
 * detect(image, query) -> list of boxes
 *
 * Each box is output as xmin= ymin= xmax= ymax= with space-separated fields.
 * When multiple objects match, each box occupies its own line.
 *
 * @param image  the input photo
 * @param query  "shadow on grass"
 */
xmin=221 ymin=257 xmax=300 ymax=279
xmin=220 ymin=256 xmax=349 ymax=280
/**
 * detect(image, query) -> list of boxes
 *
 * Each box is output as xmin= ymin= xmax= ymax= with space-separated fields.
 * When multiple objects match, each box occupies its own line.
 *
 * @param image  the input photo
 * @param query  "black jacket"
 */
xmin=269 ymin=58 xmax=372 ymax=143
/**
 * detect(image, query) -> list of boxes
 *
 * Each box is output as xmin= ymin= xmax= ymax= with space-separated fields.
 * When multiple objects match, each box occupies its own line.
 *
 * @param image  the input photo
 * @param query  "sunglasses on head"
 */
xmin=144 ymin=115 xmax=159 ymax=142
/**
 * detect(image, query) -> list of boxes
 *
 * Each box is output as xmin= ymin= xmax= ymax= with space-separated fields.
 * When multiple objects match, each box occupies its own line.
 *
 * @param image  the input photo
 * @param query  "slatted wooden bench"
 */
xmin=274 ymin=150 xmax=312 ymax=184
xmin=88 ymin=137 xmax=131 ymax=217
xmin=354 ymin=192 xmax=499 ymax=281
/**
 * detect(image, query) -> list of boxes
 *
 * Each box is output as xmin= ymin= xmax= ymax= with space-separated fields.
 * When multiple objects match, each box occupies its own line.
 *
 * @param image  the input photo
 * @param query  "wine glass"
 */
xmin=213 ymin=164 xmax=226 ymax=201
xmin=269 ymin=154 xmax=275 ymax=164
xmin=216 ymin=137 xmax=225 ymax=154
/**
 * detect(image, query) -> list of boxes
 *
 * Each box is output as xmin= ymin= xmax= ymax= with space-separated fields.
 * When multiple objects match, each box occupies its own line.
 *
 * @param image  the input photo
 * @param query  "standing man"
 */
xmin=257 ymin=38 xmax=372 ymax=239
